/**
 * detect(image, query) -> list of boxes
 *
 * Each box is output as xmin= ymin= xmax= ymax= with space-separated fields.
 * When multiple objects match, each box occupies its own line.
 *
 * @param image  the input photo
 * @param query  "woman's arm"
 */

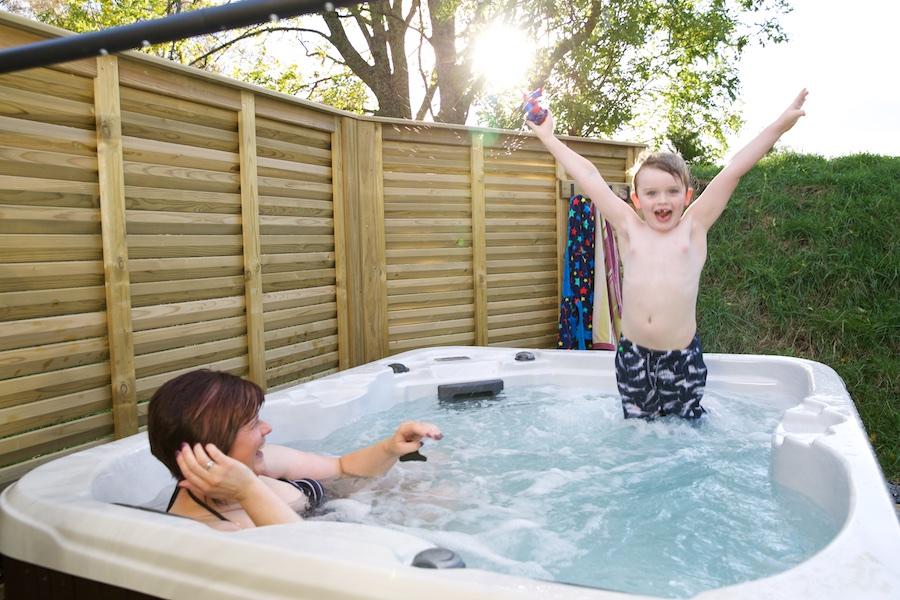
xmin=262 ymin=421 xmax=443 ymax=481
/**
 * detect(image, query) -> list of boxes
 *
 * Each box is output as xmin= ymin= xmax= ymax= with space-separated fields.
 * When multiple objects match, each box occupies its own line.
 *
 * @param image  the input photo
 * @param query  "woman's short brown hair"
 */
xmin=148 ymin=369 xmax=264 ymax=480
xmin=631 ymin=151 xmax=690 ymax=191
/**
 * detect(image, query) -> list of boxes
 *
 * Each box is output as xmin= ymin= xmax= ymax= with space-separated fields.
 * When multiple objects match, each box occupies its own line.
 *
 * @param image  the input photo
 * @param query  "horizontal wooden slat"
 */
xmin=0 ymin=85 xmax=95 ymax=128
xmin=0 ymin=361 xmax=110 ymax=409
xmin=387 ymin=289 xmax=473 ymax=309
xmin=264 ymin=319 xmax=338 ymax=350
xmin=264 ymin=351 xmax=339 ymax=384
xmin=262 ymin=286 xmax=335 ymax=312
xmin=0 ymin=311 xmax=106 ymax=352
xmin=133 ymin=315 xmax=247 ymax=355
xmin=0 ymin=67 xmax=94 ymax=101
xmin=0 ymin=285 xmax=105 ymax=320
xmin=260 ymin=252 xmax=334 ymax=274
xmin=265 ymin=335 xmax=339 ymax=369
xmin=128 ymin=256 xmax=243 ymax=282
xmin=389 ymin=316 xmax=473 ymax=339
xmin=0 ymin=260 xmax=103 ymax=292
xmin=135 ymin=355 xmax=248 ymax=402
xmin=0 ymin=337 xmax=108 ymax=380
xmin=0 ymin=204 xmax=100 ymax=234
xmin=386 ymin=262 xmax=471 ymax=280
xmin=262 ymin=269 xmax=336 ymax=292
xmin=126 ymin=209 xmax=242 ymax=235
xmin=120 ymin=86 xmax=237 ymax=130
xmin=264 ymin=303 xmax=338 ymax=332
xmin=122 ymin=109 xmax=238 ymax=152
xmin=134 ymin=335 xmax=247 ymax=379
xmin=0 ymin=384 xmax=110 ymax=438
xmin=0 ymin=412 xmax=113 ymax=468
xmin=127 ymin=233 xmax=243 ymax=258
xmin=131 ymin=296 xmax=245 ymax=331
xmin=389 ymin=331 xmax=475 ymax=353
xmin=0 ymin=114 xmax=96 ymax=156
xmin=256 ymin=136 xmax=331 ymax=165
xmin=388 ymin=304 xmax=473 ymax=325
xmin=0 ymin=437 xmax=112 ymax=489
xmin=130 ymin=274 xmax=245 ymax=305
xmin=387 ymin=275 xmax=472 ymax=295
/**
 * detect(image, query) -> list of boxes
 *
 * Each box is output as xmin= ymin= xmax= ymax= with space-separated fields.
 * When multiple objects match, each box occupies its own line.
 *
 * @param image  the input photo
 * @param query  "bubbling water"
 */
xmin=295 ymin=386 xmax=838 ymax=598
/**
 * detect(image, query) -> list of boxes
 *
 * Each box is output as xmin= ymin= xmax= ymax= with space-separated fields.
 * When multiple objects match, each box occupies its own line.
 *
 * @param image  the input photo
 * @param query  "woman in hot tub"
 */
xmin=148 ymin=369 xmax=442 ymax=530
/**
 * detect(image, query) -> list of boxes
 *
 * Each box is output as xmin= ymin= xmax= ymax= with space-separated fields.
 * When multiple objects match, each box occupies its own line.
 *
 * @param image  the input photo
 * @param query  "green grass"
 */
xmin=693 ymin=153 xmax=899 ymax=481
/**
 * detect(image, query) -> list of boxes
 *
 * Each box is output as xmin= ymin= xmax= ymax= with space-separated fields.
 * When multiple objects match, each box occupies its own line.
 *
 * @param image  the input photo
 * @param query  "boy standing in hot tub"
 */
xmin=528 ymin=89 xmax=808 ymax=419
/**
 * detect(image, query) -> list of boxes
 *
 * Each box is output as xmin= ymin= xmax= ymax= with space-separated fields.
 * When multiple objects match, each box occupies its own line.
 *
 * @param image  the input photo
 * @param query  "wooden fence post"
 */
xmin=331 ymin=119 xmax=351 ymax=370
xmin=470 ymin=133 xmax=488 ymax=345
xmin=94 ymin=55 xmax=137 ymax=437
xmin=555 ymin=158 xmax=569 ymax=312
xmin=238 ymin=91 xmax=266 ymax=389
xmin=356 ymin=121 xmax=388 ymax=362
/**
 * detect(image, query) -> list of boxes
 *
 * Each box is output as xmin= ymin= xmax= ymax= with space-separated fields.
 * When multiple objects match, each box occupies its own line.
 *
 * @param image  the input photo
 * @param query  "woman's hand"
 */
xmin=384 ymin=421 xmax=443 ymax=458
xmin=176 ymin=442 xmax=257 ymax=503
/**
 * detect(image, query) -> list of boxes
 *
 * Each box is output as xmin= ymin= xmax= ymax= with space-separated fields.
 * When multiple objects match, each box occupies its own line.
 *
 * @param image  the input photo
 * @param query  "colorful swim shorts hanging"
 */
xmin=558 ymin=195 xmax=595 ymax=349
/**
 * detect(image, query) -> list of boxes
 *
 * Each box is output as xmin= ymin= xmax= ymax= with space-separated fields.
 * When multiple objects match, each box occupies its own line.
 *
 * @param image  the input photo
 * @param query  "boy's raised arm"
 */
xmin=527 ymin=113 xmax=636 ymax=231
xmin=686 ymin=88 xmax=808 ymax=230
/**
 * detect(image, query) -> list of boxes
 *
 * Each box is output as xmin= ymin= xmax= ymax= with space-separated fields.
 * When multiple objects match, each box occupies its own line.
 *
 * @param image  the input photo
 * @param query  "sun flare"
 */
xmin=471 ymin=23 xmax=533 ymax=92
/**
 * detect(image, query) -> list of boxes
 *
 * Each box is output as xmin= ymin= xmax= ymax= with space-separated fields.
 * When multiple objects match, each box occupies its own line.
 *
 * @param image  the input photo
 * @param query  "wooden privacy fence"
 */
xmin=0 ymin=11 xmax=643 ymax=488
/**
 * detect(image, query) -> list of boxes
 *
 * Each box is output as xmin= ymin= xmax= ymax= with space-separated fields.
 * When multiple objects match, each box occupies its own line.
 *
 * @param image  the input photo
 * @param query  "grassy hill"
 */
xmin=693 ymin=153 xmax=899 ymax=482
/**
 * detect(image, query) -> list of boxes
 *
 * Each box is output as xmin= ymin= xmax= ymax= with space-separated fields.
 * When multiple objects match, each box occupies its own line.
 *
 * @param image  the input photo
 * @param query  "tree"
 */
xmin=297 ymin=0 xmax=791 ymax=157
xmin=3 ymin=0 xmax=792 ymax=159
xmin=471 ymin=0 xmax=790 ymax=158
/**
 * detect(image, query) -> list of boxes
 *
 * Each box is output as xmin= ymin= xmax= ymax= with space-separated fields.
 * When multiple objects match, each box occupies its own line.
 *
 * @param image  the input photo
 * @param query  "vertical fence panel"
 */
xmin=484 ymin=136 xmax=559 ymax=348
xmin=381 ymin=126 xmax=475 ymax=354
xmin=94 ymin=56 xmax=137 ymax=438
xmin=331 ymin=120 xmax=351 ymax=370
xmin=238 ymin=91 xmax=266 ymax=388
xmin=471 ymin=133 xmax=487 ymax=345
xmin=337 ymin=117 xmax=365 ymax=366
xmin=357 ymin=122 xmax=388 ymax=362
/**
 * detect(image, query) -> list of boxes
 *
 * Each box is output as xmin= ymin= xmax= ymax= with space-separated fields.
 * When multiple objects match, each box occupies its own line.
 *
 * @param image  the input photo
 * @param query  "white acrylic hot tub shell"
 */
xmin=1 ymin=348 xmax=898 ymax=600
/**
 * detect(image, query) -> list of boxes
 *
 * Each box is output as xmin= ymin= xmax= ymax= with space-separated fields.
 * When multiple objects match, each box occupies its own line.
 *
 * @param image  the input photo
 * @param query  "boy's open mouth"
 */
xmin=654 ymin=207 xmax=673 ymax=221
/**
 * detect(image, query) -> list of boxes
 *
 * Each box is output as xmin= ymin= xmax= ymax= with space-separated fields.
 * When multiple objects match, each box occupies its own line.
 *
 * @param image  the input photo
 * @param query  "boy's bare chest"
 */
xmin=620 ymin=222 xmax=707 ymax=280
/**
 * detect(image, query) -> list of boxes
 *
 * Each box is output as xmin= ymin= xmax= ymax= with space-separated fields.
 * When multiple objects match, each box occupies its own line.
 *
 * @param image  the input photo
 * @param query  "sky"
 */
xmin=726 ymin=0 xmax=900 ymax=158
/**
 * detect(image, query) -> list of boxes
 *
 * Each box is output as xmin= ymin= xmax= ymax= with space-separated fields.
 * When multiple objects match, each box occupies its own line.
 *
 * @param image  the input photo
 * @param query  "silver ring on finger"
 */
xmin=205 ymin=460 xmax=214 ymax=471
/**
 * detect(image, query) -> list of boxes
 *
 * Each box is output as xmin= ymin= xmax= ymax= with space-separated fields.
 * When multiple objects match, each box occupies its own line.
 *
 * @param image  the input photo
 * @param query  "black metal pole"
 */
xmin=0 ymin=0 xmax=364 ymax=75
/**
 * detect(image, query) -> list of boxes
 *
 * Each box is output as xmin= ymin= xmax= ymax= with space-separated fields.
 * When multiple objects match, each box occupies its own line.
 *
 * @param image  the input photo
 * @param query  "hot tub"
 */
xmin=1 ymin=347 xmax=898 ymax=599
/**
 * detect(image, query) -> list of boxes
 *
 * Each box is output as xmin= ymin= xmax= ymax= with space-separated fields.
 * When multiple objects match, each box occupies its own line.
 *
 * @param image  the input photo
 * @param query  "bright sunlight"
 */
xmin=471 ymin=23 xmax=533 ymax=92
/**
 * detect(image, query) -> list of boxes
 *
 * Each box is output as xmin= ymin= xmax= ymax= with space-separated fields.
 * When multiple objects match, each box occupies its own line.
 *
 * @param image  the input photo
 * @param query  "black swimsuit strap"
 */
xmin=165 ymin=485 xmax=180 ymax=512
xmin=185 ymin=489 xmax=231 ymax=523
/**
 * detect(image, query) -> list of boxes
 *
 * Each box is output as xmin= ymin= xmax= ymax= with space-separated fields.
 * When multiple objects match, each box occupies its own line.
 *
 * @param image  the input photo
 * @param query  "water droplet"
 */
xmin=141 ymin=40 xmax=150 ymax=48
xmin=99 ymin=48 xmax=108 ymax=56
xmin=324 ymin=2 xmax=335 ymax=11
xmin=269 ymin=13 xmax=279 ymax=23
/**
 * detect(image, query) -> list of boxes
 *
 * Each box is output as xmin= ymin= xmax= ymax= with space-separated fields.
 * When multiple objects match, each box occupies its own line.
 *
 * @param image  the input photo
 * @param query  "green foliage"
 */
xmin=694 ymin=153 xmax=900 ymax=480
xmin=22 ymin=0 xmax=218 ymax=63
xmin=241 ymin=59 xmax=371 ymax=115
xmin=477 ymin=0 xmax=789 ymax=161
xmin=2 ymin=0 xmax=365 ymax=107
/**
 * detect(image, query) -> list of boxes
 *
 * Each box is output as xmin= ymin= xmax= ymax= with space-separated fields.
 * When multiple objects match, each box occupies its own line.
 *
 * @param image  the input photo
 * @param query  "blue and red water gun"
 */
xmin=523 ymin=88 xmax=548 ymax=125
